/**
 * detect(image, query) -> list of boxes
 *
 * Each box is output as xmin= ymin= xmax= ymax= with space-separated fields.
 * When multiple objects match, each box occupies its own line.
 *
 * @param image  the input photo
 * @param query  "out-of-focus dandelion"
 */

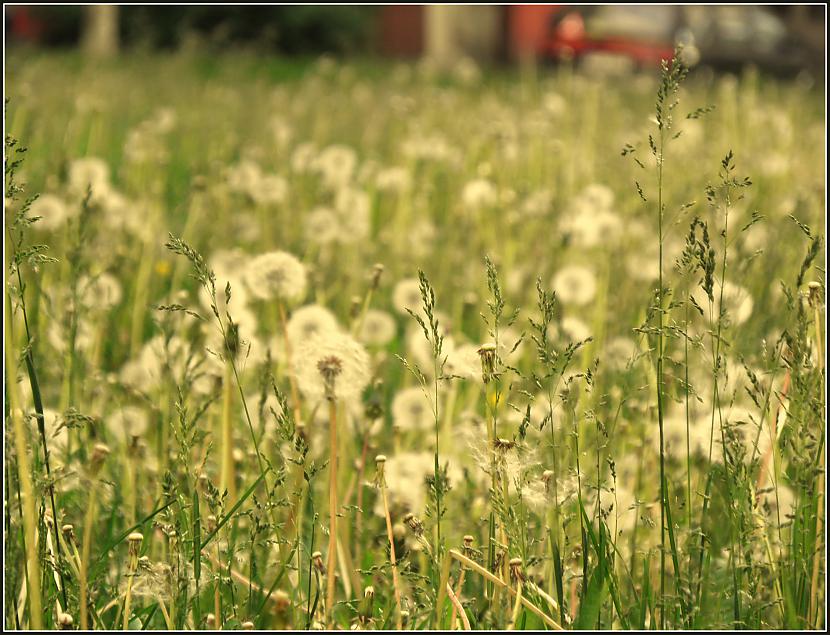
xmin=245 ymin=250 xmax=308 ymax=304
xmin=551 ymin=265 xmax=597 ymax=307
xmin=29 ymin=193 xmax=74 ymax=231
xmin=358 ymin=309 xmax=396 ymax=347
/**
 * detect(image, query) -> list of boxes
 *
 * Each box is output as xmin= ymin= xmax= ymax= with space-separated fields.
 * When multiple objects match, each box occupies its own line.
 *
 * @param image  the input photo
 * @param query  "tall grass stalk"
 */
xmin=4 ymin=316 xmax=43 ymax=630
xmin=808 ymin=285 xmax=825 ymax=626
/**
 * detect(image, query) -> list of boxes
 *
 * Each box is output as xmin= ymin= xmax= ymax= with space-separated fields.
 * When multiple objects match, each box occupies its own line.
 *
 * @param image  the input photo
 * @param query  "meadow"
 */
xmin=4 ymin=50 xmax=826 ymax=630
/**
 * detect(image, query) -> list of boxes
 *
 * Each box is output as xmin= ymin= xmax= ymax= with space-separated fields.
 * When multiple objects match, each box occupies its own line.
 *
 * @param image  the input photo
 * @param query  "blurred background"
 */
xmin=4 ymin=4 xmax=826 ymax=76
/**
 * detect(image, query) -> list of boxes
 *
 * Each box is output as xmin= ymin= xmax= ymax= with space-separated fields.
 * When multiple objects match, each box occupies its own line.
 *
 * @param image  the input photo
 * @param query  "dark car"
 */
xmin=542 ymin=5 xmax=813 ymax=74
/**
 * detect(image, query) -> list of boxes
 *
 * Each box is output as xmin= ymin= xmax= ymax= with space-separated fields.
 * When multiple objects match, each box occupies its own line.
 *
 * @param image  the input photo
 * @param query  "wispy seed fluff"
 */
xmin=293 ymin=332 xmax=370 ymax=403
xmin=550 ymin=264 xmax=597 ymax=307
xmin=392 ymin=387 xmax=433 ymax=432
xmin=244 ymin=251 xmax=308 ymax=304
xmin=392 ymin=278 xmax=424 ymax=316
xmin=286 ymin=304 xmax=341 ymax=342
xmin=29 ymin=193 xmax=74 ymax=232
xmin=358 ymin=309 xmax=397 ymax=347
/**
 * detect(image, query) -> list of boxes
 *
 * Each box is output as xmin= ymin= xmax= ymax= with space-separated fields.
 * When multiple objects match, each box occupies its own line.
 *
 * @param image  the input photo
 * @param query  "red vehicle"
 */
xmin=543 ymin=6 xmax=675 ymax=67
xmin=541 ymin=5 xmax=814 ymax=74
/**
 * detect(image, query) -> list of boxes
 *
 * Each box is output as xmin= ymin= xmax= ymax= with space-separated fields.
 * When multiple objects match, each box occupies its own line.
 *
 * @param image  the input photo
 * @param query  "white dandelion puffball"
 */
xmin=375 ymin=166 xmax=412 ymax=193
xmin=313 ymin=144 xmax=357 ymax=190
xmin=604 ymin=336 xmax=638 ymax=371
xmin=250 ymin=174 xmax=288 ymax=206
xmin=48 ymin=316 xmax=95 ymax=355
xmin=291 ymin=142 xmax=317 ymax=173
xmin=551 ymin=265 xmax=597 ymax=306
xmin=547 ymin=316 xmax=592 ymax=344
xmin=245 ymin=251 xmax=307 ymax=303
xmin=358 ymin=309 xmax=397 ymax=346
xmin=286 ymin=304 xmax=341 ymax=342
xmin=392 ymin=387 xmax=433 ymax=432
xmin=32 ymin=408 xmax=69 ymax=455
xmin=373 ymin=451 xmax=463 ymax=517
xmin=691 ymin=280 xmax=754 ymax=326
xmin=461 ymin=178 xmax=498 ymax=210
xmin=68 ymin=157 xmax=110 ymax=196
xmin=581 ymin=183 xmax=614 ymax=210
xmin=498 ymin=326 xmax=525 ymax=361
xmin=304 ymin=207 xmax=341 ymax=246
xmin=720 ymin=281 xmax=754 ymax=326
xmin=444 ymin=343 xmax=482 ymax=382
xmin=293 ymin=332 xmax=370 ymax=403
xmin=78 ymin=273 xmax=123 ymax=310
xmin=226 ymin=160 xmax=263 ymax=197
xmin=30 ymin=194 xmax=73 ymax=232
xmin=392 ymin=278 xmax=423 ymax=316
xmin=107 ymin=406 xmax=150 ymax=443
xmin=334 ymin=186 xmax=371 ymax=243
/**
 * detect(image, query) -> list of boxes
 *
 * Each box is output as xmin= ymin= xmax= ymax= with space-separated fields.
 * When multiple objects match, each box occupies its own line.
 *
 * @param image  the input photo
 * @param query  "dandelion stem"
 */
xmin=79 ymin=484 xmax=99 ymax=630
xmin=379 ymin=471 xmax=403 ymax=629
xmin=446 ymin=582 xmax=471 ymax=630
xmin=326 ymin=397 xmax=338 ymax=628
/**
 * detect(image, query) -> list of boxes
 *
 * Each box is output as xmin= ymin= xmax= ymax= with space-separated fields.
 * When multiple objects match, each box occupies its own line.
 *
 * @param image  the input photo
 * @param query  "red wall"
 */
xmin=507 ymin=5 xmax=560 ymax=59
xmin=378 ymin=5 xmax=424 ymax=58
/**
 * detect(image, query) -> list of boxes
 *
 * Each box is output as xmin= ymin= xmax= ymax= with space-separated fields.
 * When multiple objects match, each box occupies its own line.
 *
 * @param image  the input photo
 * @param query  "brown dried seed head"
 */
xmin=274 ymin=589 xmax=290 ymax=612
xmin=808 ymin=281 xmax=823 ymax=308
xmin=62 ymin=524 xmax=76 ymax=543
xmin=312 ymin=551 xmax=325 ymax=574
xmin=90 ymin=443 xmax=111 ymax=473
xmin=404 ymin=512 xmax=424 ymax=536
xmin=371 ymin=263 xmax=385 ymax=288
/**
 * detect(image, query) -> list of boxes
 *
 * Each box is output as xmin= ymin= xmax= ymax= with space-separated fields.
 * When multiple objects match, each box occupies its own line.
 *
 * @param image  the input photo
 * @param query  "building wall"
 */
xmin=506 ymin=5 xmax=560 ymax=60
xmin=378 ymin=5 xmax=424 ymax=57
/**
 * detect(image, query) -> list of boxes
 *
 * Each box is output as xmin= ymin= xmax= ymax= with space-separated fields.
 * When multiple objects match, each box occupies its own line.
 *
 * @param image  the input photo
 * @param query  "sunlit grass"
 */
xmin=4 ymin=49 xmax=825 ymax=630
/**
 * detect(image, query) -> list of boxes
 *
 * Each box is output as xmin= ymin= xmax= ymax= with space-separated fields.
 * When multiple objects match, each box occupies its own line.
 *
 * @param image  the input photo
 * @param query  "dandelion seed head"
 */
xmin=294 ymin=332 xmax=370 ymax=404
xmin=358 ymin=309 xmax=396 ymax=346
xmin=547 ymin=316 xmax=591 ymax=344
xmin=461 ymin=178 xmax=498 ymax=210
xmin=78 ymin=272 xmax=123 ymax=310
xmin=334 ymin=186 xmax=371 ymax=243
xmin=375 ymin=166 xmax=412 ymax=193
xmin=444 ymin=343 xmax=482 ymax=382
xmin=392 ymin=387 xmax=432 ymax=432
xmin=29 ymin=193 xmax=74 ymax=231
xmin=251 ymin=174 xmax=288 ymax=206
xmin=245 ymin=251 xmax=307 ymax=303
xmin=551 ymin=265 xmax=597 ymax=306
xmin=68 ymin=157 xmax=110 ymax=197
xmin=106 ymin=406 xmax=150 ymax=444
xmin=313 ymin=144 xmax=357 ymax=190
xmin=304 ymin=206 xmax=341 ymax=246
xmin=286 ymin=304 xmax=341 ymax=343
xmin=393 ymin=278 xmax=424 ymax=316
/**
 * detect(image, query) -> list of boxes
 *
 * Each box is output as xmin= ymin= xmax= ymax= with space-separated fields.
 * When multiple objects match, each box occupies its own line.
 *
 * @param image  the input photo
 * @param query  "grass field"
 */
xmin=4 ymin=50 xmax=826 ymax=630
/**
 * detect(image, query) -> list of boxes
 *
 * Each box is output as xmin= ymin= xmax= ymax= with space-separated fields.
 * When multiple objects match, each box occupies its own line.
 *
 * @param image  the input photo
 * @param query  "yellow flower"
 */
xmin=154 ymin=260 xmax=171 ymax=277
